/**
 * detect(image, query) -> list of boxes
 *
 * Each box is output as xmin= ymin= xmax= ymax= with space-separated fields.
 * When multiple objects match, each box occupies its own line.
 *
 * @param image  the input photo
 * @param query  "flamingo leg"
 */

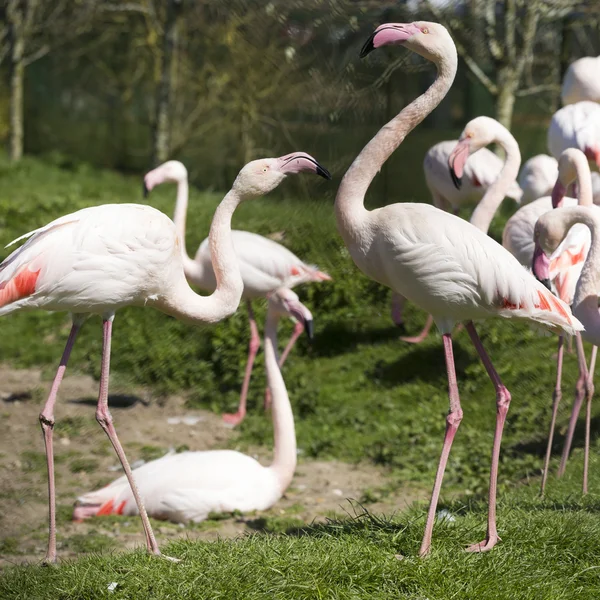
xmin=223 ymin=301 xmax=260 ymax=426
xmin=400 ymin=314 xmax=434 ymax=345
xmin=264 ymin=319 xmax=303 ymax=410
xmin=94 ymin=318 xmax=176 ymax=561
xmin=39 ymin=321 xmax=81 ymax=564
xmin=391 ymin=293 xmax=406 ymax=328
xmin=558 ymin=333 xmax=587 ymax=478
xmin=465 ymin=322 xmax=511 ymax=553
xmin=583 ymin=346 xmax=597 ymax=495
xmin=419 ymin=333 xmax=463 ymax=557
xmin=540 ymin=335 xmax=565 ymax=497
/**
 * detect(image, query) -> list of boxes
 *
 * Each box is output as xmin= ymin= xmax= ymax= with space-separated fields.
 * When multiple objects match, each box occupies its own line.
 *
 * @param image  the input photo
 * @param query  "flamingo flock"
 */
xmin=4 ymin=17 xmax=600 ymax=564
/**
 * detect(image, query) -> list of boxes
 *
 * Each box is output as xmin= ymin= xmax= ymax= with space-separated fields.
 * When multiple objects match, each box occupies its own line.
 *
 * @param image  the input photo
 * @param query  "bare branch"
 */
xmin=425 ymin=0 xmax=499 ymax=95
xmin=515 ymin=83 xmax=561 ymax=97
xmin=504 ymin=0 xmax=516 ymax=65
xmin=484 ymin=0 xmax=504 ymax=61
xmin=23 ymin=43 xmax=50 ymax=67
xmin=514 ymin=0 xmax=541 ymax=80
xmin=101 ymin=3 xmax=151 ymax=14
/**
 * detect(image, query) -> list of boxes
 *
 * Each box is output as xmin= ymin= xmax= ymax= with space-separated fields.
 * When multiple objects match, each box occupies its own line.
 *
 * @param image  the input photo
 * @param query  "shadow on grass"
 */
xmin=68 ymin=394 xmax=148 ymax=408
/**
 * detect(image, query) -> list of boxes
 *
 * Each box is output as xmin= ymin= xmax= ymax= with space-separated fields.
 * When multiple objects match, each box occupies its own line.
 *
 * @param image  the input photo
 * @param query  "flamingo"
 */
xmin=395 ymin=116 xmax=523 ymax=343
xmin=548 ymin=101 xmax=600 ymax=169
xmin=0 ymin=152 xmax=327 ymax=563
xmin=144 ymin=160 xmax=330 ymax=427
xmin=73 ymin=287 xmax=305 ymax=523
xmin=518 ymin=155 xmax=558 ymax=205
xmin=533 ymin=204 xmax=600 ymax=494
xmin=338 ymin=20 xmax=582 ymax=556
xmin=561 ymin=56 xmax=600 ymax=106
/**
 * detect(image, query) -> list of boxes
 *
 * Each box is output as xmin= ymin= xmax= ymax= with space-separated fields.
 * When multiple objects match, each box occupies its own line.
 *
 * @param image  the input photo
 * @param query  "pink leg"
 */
xmin=223 ymin=301 xmax=260 ymax=426
xmin=419 ymin=333 xmax=463 ymax=557
xmin=401 ymin=314 xmax=434 ymax=345
xmin=39 ymin=321 xmax=81 ymax=564
xmin=464 ymin=322 xmax=511 ymax=553
xmin=95 ymin=318 xmax=177 ymax=561
xmin=583 ymin=346 xmax=597 ymax=495
xmin=391 ymin=293 xmax=406 ymax=327
xmin=540 ymin=336 xmax=564 ymax=497
xmin=264 ymin=319 xmax=303 ymax=410
xmin=558 ymin=333 xmax=587 ymax=478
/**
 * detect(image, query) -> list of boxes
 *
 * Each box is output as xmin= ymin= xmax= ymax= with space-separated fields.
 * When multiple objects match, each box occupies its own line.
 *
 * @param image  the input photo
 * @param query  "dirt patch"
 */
xmin=0 ymin=364 xmax=423 ymax=567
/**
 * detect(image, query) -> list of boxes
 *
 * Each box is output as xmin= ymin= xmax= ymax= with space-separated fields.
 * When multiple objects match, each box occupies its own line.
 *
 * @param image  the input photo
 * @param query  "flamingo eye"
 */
xmin=263 ymin=167 xmax=268 ymax=173
xmin=421 ymin=28 xmax=429 ymax=34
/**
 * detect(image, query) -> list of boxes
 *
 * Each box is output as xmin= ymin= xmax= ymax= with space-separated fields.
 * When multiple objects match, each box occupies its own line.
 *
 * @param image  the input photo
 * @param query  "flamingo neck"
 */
xmin=573 ymin=153 xmax=594 ymax=207
xmin=158 ymin=189 xmax=244 ymax=324
xmin=171 ymin=178 xmax=210 ymax=286
xmin=335 ymin=47 xmax=457 ymax=245
xmin=264 ymin=310 xmax=297 ymax=494
xmin=571 ymin=207 xmax=600 ymax=341
xmin=470 ymin=128 xmax=521 ymax=233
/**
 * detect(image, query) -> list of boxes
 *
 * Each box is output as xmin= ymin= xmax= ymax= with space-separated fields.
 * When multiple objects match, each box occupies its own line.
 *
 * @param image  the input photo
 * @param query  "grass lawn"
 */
xmin=0 ymin=153 xmax=599 ymax=598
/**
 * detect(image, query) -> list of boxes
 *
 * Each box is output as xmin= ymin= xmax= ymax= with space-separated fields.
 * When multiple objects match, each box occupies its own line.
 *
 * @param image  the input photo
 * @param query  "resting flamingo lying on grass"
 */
xmin=73 ymin=288 xmax=305 ymax=523
xmin=144 ymin=160 xmax=330 ymax=426
xmin=338 ymin=20 xmax=582 ymax=557
xmin=0 ymin=152 xmax=327 ymax=563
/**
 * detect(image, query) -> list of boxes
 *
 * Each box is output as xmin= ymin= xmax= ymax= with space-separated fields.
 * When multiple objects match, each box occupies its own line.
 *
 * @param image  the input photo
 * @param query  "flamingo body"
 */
xmin=561 ymin=56 xmax=600 ymax=106
xmin=74 ymin=450 xmax=281 ymax=523
xmin=518 ymin=155 xmax=558 ymax=205
xmin=548 ymin=102 xmax=600 ymax=167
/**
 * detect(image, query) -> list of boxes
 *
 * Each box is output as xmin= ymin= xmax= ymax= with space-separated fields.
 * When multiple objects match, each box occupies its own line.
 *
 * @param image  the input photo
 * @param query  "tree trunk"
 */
xmin=152 ymin=0 xmax=182 ymax=166
xmin=9 ymin=34 xmax=24 ymax=162
xmin=495 ymin=67 xmax=518 ymax=130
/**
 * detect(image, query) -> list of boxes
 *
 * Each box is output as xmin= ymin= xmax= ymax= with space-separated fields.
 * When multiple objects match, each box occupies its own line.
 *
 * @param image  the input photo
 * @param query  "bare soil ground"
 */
xmin=0 ymin=365 xmax=424 ymax=568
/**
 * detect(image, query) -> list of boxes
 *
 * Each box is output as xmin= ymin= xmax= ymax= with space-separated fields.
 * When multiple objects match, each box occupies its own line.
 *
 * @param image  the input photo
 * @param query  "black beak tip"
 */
xmin=540 ymin=278 xmax=552 ymax=291
xmin=316 ymin=165 xmax=332 ymax=181
xmin=304 ymin=319 xmax=314 ymax=341
xmin=360 ymin=33 xmax=376 ymax=58
xmin=449 ymin=166 xmax=462 ymax=190
xmin=143 ymin=181 xmax=149 ymax=198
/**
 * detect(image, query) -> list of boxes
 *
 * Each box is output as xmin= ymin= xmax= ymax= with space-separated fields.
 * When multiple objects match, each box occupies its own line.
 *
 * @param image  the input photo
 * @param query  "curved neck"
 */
xmin=158 ymin=189 xmax=244 ymax=324
xmin=265 ymin=310 xmax=297 ymax=494
xmin=171 ymin=178 xmax=210 ymax=285
xmin=571 ymin=207 xmax=600 ymax=342
xmin=470 ymin=129 xmax=521 ymax=233
xmin=335 ymin=48 xmax=457 ymax=243
xmin=573 ymin=153 xmax=594 ymax=207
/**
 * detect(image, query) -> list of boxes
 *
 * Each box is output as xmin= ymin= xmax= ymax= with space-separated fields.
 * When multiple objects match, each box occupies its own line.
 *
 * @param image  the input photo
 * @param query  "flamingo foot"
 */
xmin=222 ymin=411 xmax=245 ymax=427
xmin=154 ymin=551 xmax=181 ymax=563
xmin=465 ymin=535 xmax=500 ymax=553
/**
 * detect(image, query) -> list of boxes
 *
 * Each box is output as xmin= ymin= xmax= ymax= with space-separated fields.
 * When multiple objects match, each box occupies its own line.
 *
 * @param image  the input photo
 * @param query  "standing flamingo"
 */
xmin=548 ymin=101 xmax=600 ymax=169
xmin=0 ymin=153 xmax=327 ymax=563
xmin=73 ymin=287 xmax=305 ymax=523
xmin=561 ymin=56 xmax=600 ymax=106
xmin=338 ymin=21 xmax=581 ymax=556
xmin=533 ymin=204 xmax=600 ymax=494
xmin=144 ymin=160 xmax=330 ymax=426
xmin=395 ymin=116 xmax=522 ymax=343
xmin=518 ymin=155 xmax=558 ymax=205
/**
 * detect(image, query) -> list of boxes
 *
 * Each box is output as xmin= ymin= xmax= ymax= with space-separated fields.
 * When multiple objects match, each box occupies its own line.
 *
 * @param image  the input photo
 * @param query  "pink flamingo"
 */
xmin=395 ymin=116 xmax=522 ymax=343
xmin=529 ymin=149 xmax=596 ymax=494
xmin=339 ymin=20 xmax=581 ymax=556
xmin=73 ymin=288 xmax=306 ymax=524
xmin=0 ymin=153 xmax=325 ymax=563
xmin=548 ymin=101 xmax=600 ymax=169
xmin=534 ymin=203 xmax=600 ymax=494
xmin=144 ymin=160 xmax=330 ymax=427
xmin=561 ymin=56 xmax=600 ymax=106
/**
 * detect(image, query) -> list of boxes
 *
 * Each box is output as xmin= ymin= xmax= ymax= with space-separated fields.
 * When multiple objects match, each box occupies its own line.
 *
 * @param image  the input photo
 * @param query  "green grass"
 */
xmin=3 ymin=462 xmax=600 ymax=599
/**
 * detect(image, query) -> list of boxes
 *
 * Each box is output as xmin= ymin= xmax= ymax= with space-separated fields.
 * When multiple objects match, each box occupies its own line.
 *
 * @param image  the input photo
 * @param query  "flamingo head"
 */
xmin=233 ymin=153 xmax=331 ymax=199
xmin=360 ymin=21 xmax=453 ymax=63
xmin=268 ymin=288 xmax=314 ymax=340
xmin=448 ymin=116 xmax=499 ymax=189
xmin=553 ymin=148 xmax=590 ymax=207
xmin=532 ymin=211 xmax=570 ymax=290
xmin=143 ymin=160 xmax=188 ymax=197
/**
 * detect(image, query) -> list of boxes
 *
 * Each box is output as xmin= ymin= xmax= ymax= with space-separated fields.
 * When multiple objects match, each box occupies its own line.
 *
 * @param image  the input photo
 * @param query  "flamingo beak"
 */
xmin=360 ymin=23 xmax=421 ymax=58
xmin=287 ymin=301 xmax=314 ymax=341
xmin=551 ymin=181 xmax=566 ymax=208
xmin=143 ymin=181 xmax=150 ymax=198
xmin=278 ymin=153 xmax=332 ymax=180
xmin=532 ymin=243 xmax=551 ymax=291
xmin=448 ymin=139 xmax=470 ymax=190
